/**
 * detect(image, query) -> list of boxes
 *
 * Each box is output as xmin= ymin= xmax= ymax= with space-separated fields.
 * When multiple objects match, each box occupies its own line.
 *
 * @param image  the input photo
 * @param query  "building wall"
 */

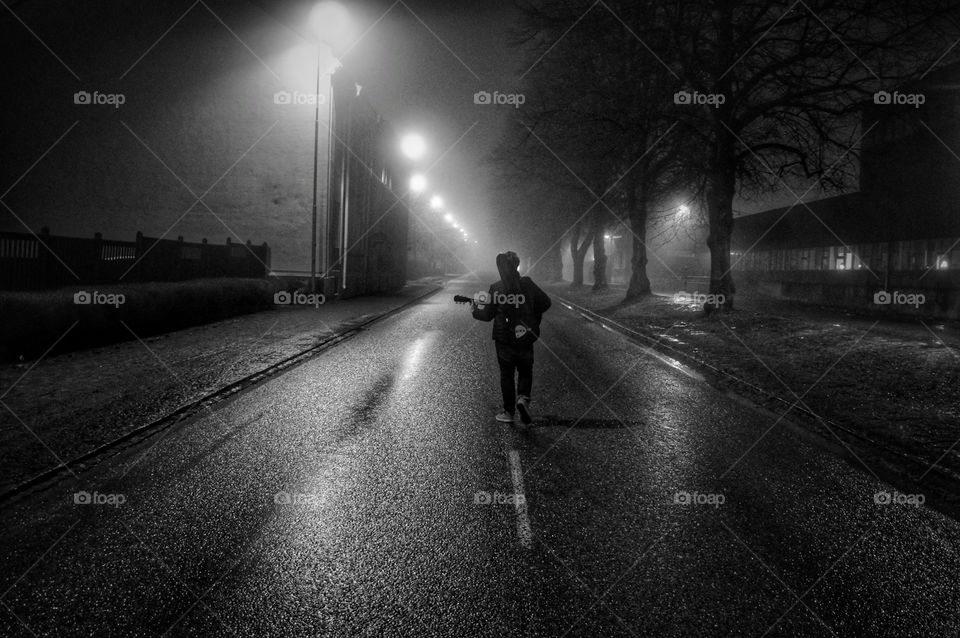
xmin=325 ymin=71 xmax=408 ymax=297
xmin=723 ymin=64 xmax=960 ymax=316
xmin=1 ymin=0 xmax=339 ymax=275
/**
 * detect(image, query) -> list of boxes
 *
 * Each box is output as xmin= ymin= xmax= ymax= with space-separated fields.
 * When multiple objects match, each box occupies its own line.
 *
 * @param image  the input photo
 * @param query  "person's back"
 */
xmin=480 ymin=277 xmax=551 ymax=344
xmin=471 ymin=252 xmax=551 ymax=424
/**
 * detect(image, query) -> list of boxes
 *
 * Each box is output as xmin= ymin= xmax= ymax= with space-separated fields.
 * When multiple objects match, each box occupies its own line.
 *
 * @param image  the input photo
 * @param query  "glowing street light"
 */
xmin=400 ymin=133 xmax=426 ymax=161
xmin=429 ymin=195 xmax=444 ymax=210
xmin=444 ymin=213 xmax=454 ymax=224
xmin=409 ymin=173 xmax=427 ymax=193
xmin=309 ymin=1 xmax=353 ymax=54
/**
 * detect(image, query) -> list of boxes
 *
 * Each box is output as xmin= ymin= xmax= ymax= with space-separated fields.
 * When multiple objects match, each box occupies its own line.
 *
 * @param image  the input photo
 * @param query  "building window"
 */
xmin=835 ymin=246 xmax=848 ymax=270
xmin=854 ymin=244 xmax=867 ymax=269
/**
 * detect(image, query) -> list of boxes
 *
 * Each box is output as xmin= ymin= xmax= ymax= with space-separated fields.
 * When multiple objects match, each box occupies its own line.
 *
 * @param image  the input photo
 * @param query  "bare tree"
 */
xmin=644 ymin=0 xmax=960 ymax=308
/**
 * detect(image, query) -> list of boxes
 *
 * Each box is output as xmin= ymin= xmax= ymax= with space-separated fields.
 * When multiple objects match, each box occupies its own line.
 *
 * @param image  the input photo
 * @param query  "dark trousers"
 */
xmin=495 ymin=342 xmax=534 ymax=412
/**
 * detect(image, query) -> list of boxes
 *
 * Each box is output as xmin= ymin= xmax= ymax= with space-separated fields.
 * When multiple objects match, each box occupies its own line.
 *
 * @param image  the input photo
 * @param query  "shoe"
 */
xmin=495 ymin=410 xmax=516 ymax=423
xmin=516 ymin=396 xmax=532 ymax=424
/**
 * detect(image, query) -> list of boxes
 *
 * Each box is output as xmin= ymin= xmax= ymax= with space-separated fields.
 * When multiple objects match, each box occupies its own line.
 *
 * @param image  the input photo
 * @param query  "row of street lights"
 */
xmin=399 ymin=133 xmax=471 ymax=243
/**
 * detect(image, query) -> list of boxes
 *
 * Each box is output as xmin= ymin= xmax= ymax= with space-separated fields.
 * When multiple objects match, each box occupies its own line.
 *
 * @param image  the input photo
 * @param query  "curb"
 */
xmin=554 ymin=294 xmax=960 ymax=516
xmin=0 ymin=284 xmax=443 ymax=505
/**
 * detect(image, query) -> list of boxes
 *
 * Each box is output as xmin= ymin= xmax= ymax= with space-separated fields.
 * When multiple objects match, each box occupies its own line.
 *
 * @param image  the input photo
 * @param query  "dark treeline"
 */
xmin=490 ymin=0 xmax=960 ymax=307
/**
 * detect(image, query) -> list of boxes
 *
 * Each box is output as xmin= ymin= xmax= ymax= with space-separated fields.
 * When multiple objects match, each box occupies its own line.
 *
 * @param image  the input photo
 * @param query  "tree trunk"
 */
xmin=625 ymin=177 xmax=651 ymax=300
xmin=704 ymin=0 xmax=736 ymax=311
xmin=591 ymin=210 xmax=608 ymax=291
xmin=705 ymin=153 xmax=736 ymax=309
xmin=570 ymin=219 xmax=590 ymax=287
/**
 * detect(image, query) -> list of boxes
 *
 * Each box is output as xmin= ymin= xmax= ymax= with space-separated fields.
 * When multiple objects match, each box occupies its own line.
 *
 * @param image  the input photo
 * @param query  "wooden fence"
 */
xmin=0 ymin=228 xmax=271 ymax=290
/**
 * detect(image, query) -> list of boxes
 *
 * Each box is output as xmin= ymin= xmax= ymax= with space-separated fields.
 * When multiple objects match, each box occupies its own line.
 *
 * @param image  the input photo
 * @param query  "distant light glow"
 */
xmin=400 ymin=133 xmax=426 ymax=160
xmin=678 ymin=205 xmax=690 ymax=217
xmin=309 ymin=2 xmax=353 ymax=52
xmin=409 ymin=174 xmax=427 ymax=193
xmin=429 ymin=195 xmax=444 ymax=210
xmin=444 ymin=213 xmax=454 ymax=223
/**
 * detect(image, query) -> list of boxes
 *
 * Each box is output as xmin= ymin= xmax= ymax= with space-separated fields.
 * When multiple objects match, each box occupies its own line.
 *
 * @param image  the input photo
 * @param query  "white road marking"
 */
xmin=508 ymin=449 xmax=533 ymax=549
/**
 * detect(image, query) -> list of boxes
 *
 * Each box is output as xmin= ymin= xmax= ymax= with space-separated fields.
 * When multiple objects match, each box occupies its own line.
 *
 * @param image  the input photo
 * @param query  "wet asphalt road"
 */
xmin=2 ymin=275 xmax=960 ymax=637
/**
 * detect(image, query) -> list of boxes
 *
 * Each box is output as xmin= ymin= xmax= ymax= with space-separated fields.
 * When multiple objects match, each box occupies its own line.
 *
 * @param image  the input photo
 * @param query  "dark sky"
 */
xmin=0 ymin=0 xmax=524 ymax=253
xmin=261 ymin=0 xmax=523 ymax=244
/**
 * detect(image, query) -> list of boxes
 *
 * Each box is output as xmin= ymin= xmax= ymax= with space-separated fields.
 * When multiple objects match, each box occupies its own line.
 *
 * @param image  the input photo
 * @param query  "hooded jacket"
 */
xmin=472 ymin=254 xmax=552 ymax=345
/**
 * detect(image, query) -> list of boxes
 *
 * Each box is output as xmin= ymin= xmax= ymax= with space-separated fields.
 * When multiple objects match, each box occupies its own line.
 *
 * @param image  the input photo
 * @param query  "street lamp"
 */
xmin=409 ymin=173 xmax=427 ymax=193
xmin=429 ymin=195 xmax=444 ymax=210
xmin=400 ymin=133 xmax=426 ymax=161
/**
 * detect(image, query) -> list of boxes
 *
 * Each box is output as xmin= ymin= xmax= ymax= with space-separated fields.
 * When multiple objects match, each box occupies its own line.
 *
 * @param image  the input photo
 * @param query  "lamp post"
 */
xmin=308 ymin=1 xmax=350 ymax=294
xmin=310 ymin=47 xmax=324 ymax=293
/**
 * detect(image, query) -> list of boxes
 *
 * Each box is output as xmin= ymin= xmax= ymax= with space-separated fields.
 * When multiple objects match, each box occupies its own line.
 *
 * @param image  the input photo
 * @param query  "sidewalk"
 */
xmin=0 ymin=280 xmax=443 ymax=494
xmin=545 ymin=282 xmax=960 ymax=494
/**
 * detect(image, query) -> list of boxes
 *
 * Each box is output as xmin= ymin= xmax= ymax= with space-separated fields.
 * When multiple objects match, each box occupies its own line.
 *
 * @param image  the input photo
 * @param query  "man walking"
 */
xmin=472 ymin=251 xmax=552 ymax=424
